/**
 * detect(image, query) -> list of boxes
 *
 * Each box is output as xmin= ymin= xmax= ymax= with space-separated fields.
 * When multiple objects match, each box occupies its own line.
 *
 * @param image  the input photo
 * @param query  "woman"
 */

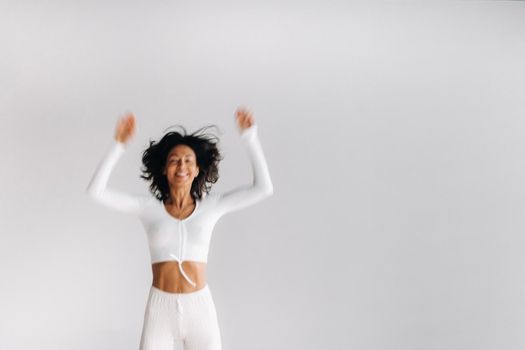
xmin=86 ymin=107 xmax=273 ymax=350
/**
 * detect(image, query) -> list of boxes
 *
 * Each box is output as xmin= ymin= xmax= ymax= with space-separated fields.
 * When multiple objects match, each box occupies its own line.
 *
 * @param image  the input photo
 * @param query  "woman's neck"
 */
xmin=166 ymin=187 xmax=194 ymax=208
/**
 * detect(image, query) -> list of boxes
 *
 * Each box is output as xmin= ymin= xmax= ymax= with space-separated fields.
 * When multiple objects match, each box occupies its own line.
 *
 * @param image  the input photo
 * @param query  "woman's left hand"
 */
xmin=235 ymin=107 xmax=255 ymax=132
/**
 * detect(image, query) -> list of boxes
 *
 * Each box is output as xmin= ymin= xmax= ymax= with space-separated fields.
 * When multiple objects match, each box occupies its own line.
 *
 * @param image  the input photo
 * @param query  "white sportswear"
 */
xmin=86 ymin=124 xmax=273 ymax=287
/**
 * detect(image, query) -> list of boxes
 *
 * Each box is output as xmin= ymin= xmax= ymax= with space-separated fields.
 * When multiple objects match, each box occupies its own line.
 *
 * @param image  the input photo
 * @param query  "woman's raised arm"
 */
xmin=214 ymin=108 xmax=274 ymax=216
xmin=86 ymin=113 xmax=149 ymax=215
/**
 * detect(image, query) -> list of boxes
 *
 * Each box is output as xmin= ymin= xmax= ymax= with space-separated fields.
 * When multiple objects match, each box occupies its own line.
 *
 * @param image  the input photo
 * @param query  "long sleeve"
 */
xmin=86 ymin=140 xmax=149 ymax=215
xmin=214 ymin=124 xmax=274 ymax=216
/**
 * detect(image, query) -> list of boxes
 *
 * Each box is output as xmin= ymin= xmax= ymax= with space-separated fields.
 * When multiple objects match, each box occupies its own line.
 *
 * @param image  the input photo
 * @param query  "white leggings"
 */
xmin=139 ymin=284 xmax=222 ymax=350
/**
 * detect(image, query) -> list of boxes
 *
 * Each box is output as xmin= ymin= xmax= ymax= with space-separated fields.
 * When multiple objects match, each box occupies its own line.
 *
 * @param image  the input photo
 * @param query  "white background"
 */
xmin=1 ymin=1 xmax=525 ymax=349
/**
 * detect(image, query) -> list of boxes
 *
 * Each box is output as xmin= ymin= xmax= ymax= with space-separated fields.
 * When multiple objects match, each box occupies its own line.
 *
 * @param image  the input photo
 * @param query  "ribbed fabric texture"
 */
xmin=139 ymin=285 xmax=222 ymax=350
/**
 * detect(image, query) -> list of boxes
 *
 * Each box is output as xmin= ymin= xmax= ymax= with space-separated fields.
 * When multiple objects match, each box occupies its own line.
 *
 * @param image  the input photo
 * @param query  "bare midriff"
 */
xmin=152 ymin=260 xmax=207 ymax=293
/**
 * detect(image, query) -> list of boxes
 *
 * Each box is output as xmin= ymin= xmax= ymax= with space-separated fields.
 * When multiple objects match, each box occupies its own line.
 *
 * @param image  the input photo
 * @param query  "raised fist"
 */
xmin=114 ymin=112 xmax=136 ymax=144
xmin=235 ymin=107 xmax=255 ymax=132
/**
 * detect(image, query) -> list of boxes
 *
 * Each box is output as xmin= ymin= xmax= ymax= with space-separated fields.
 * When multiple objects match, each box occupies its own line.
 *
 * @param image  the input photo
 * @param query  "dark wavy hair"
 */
xmin=140 ymin=125 xmax=223 ymax=201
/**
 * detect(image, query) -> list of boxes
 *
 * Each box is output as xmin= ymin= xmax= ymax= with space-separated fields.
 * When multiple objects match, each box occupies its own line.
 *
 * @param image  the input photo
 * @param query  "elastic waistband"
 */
xmin=149 ymin=284 xmax=211 ymax=302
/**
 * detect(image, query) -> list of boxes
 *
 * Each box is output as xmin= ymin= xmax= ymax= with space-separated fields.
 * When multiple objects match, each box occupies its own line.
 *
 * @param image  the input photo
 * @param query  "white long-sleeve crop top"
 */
xmin=86 ymin=124 xmax=273 ymax=287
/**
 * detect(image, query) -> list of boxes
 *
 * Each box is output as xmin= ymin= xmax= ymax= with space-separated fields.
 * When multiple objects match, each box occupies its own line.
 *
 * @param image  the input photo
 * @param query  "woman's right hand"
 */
xmin=114 ymin=112 xmax=136 ymax=144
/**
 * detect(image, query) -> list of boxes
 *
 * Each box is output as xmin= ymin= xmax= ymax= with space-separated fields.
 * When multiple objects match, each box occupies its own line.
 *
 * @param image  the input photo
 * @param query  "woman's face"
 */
xmin=163 ymin=144 xmax=199 ymax=188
